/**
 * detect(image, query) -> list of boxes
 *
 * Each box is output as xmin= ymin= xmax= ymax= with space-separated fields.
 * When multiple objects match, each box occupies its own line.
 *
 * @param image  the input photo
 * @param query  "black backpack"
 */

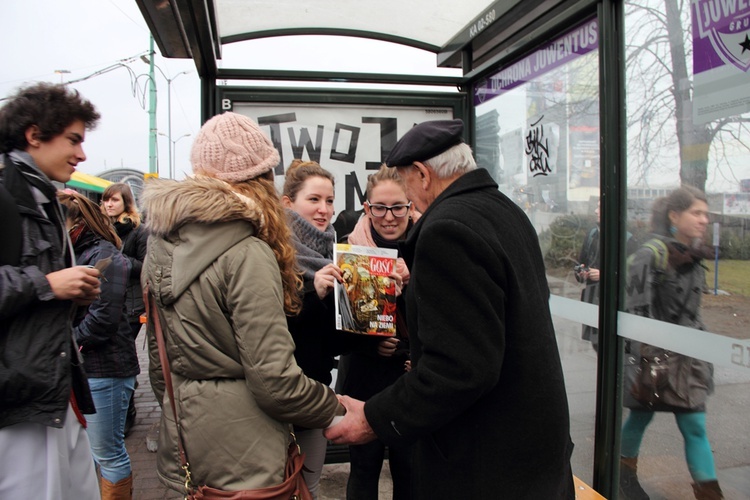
xmin=0 ymin=156 xmax=23 ymax=266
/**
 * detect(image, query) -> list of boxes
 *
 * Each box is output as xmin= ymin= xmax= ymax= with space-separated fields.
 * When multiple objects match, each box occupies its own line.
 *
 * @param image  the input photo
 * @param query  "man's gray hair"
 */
xmin=423 ymin=143 xmax=477 ymax=178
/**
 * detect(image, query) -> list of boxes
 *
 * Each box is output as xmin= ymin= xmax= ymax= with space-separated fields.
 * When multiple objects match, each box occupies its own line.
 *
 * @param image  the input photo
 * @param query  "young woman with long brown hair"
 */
xmin=58 ymin=189 xmax=139 ymax=499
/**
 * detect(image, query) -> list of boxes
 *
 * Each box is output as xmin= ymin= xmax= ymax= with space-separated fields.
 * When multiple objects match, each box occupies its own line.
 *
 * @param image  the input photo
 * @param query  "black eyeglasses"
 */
xmin=367 ymin=201 xmax=412 ymax=218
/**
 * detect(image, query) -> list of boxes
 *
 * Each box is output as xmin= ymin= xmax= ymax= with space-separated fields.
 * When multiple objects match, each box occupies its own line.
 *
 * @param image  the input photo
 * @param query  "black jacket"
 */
xmin=115 ymin=220 xmax=148 ymax=323
xmin=336 ymin=294 xmax=409 ymax=400
xmin=286 ymin=279 xmax=356 ymax=386
xmin=0 ymin=152 xmax=95 ymax=429
xmin=364 ymin=168 xmax=574 ymax=499
xmin=72 ymin=230 xmax=140 ymax=379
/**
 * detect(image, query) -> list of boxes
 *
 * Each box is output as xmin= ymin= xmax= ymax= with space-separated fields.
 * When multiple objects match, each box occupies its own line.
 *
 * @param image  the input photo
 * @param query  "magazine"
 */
xmin=333 ymin=243 xmax=398 ymax=336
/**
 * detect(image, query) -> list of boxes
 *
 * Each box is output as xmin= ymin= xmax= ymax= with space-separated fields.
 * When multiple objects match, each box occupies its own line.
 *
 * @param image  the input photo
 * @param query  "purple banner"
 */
xmin=474 ymin=17 xmax=599 ymax=106
xmin=692 ymin=0 xmax=750 ymax=73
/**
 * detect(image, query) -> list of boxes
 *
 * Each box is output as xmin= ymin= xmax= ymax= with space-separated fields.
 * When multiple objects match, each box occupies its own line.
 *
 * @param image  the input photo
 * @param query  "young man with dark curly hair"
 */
xmin=0 ymin=82 xmax=104 ymax=499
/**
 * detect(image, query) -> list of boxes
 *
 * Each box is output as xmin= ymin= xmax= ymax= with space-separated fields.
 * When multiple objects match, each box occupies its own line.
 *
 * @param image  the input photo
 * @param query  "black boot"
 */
xmin=692 ymin=480 xmax=723 ymax=500
xmin=619 ymin=456 xmax=650 ymax=500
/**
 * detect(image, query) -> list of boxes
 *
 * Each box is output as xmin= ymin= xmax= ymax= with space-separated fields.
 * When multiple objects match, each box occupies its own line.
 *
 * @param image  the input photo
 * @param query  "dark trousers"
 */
xmin=347 ymin=439 xmax=412 ymax=500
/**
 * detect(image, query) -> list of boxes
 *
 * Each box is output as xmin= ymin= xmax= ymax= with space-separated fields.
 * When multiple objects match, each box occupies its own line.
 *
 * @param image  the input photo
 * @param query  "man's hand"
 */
xmin=47 ymin=266 xmax=101 ymax=305
xmin=323 ymin=395 xmax=377 ymax=445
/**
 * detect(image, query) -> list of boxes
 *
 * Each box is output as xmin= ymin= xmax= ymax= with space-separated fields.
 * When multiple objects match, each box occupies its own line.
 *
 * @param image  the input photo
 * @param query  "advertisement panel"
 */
xmin=692 ymin=0 xmax=750 ymax=124
xmin=222 ymin=93 xmax=462 ymax=214
xmin=473 ymin=17 xmax=600 ymax=210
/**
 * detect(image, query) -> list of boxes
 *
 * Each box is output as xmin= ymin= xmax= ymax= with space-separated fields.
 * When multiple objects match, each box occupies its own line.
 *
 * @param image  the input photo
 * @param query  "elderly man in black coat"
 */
xmin=325 ymin=119 xmax=575 ymax=499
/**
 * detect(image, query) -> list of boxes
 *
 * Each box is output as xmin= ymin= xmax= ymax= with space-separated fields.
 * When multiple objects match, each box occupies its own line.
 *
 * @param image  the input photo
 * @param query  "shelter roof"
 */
xmin=136 ymin=0 xmax=500 ymax=76
xmin=215 ymin=0 xmax=495 ymax=52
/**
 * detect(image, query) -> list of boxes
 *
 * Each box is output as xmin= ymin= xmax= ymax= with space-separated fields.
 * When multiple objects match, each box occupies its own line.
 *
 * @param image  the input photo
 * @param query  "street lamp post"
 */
xmin=172 ymin=133 xmax=191 ymax=178
xmin=141 ymin=54 xmax=190 ymax=179
xmin=54 ymin=69 xmax=71 ymax=83
xmin=159 ymin=132 xmax=191 ymax=178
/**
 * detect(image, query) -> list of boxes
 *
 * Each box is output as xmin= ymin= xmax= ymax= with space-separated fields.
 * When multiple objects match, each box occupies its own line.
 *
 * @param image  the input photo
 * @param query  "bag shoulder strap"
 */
xmin=145 ymin=290 xmax=194 ymax=491
xmin=642 ymin=238 xmax=668 ymax=274
xmin=641 ymin=238 xmax=694 ymax=326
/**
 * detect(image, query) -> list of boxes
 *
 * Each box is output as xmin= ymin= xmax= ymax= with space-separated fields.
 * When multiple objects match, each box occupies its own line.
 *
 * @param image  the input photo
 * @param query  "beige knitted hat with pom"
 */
xmin=190 ymin=112 xmax=280 ymax=182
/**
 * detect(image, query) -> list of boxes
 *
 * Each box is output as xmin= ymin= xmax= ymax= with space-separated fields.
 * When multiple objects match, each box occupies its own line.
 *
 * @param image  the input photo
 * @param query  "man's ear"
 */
xmin=413 ymin=161 xmax=430 ymax=189
xmin=24 ymin=125 xmax=41 ymax=148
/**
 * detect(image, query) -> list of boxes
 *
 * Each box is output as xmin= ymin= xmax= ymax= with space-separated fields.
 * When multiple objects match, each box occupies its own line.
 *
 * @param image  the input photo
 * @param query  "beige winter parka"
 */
xmin=141 ymin=177 xmax=339 ymax=493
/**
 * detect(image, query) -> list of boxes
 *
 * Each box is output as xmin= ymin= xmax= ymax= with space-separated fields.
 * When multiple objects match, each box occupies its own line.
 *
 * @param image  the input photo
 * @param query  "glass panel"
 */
xmin=623 ymin=0 xmax=750 ymax=498
xmin=473 ymin=17 xmax=601 ymax=484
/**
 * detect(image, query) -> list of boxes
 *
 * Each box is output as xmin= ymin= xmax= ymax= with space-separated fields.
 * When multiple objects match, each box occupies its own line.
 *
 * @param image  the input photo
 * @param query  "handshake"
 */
xmin=324 ymin=395 xmax=377 ymax=445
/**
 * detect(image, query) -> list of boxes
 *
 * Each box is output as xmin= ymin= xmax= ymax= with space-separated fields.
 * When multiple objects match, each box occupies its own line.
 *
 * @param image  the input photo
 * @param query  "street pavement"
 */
xmin=126 ymin=313 xmax=750 ymax=500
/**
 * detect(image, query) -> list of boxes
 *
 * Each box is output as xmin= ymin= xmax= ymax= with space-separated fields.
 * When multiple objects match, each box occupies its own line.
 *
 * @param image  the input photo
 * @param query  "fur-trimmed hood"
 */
xmin=141 ymin=176 xmax=264 ymax=238
xmin=141 ymin=176 xmax=267 ymax=304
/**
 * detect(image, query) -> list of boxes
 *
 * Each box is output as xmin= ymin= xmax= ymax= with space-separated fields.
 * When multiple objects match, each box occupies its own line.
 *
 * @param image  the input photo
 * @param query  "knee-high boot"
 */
xmin=619 ymin=456 xmax=650 ymax=500
xmin=100 ymin=474 xmax=133 ymax=500
xmin=692 ymin=480 xmax=723 ymax=500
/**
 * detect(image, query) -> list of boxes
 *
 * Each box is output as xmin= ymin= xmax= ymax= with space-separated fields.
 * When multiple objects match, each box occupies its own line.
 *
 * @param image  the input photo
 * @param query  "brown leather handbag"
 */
xmin=147 ymin=293 xmax=312 ymax=500
xmin=188 ymin=442 xmax=310 ymax=500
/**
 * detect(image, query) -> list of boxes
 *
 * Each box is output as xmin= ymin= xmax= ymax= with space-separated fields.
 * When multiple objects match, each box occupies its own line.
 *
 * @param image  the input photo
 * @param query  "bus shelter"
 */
xmin=137 ymin=1 xmax=750 ymax=497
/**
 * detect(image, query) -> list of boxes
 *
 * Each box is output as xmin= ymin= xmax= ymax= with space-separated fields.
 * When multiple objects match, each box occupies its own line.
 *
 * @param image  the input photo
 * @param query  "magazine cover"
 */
xmin=334 ymin=243 xmax=398 ymax=336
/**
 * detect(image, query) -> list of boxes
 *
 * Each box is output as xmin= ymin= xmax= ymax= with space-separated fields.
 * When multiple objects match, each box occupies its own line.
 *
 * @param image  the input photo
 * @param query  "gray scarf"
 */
xmin=286 ymin=208 xmax=335 ymax=282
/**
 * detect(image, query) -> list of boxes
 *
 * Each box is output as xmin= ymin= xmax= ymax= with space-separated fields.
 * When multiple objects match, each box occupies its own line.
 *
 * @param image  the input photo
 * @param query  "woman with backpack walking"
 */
xmin=621 ymin=186 xmax=722 ymax=500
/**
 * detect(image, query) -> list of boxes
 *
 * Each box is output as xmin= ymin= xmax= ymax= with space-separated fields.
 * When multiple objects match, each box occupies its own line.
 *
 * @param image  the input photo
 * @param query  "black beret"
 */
xmin=385 ymin=119 xmax=464 ymax=168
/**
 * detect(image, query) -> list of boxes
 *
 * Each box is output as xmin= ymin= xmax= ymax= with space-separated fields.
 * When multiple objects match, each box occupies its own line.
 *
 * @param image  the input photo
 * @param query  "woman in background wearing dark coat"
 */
xmin=102 ymin=183 xmax=147 ymax=338
xmin=102 ymin=182 xmax=147 ymax=435
xmin=59 ymin=190 xmax=139 ymax=499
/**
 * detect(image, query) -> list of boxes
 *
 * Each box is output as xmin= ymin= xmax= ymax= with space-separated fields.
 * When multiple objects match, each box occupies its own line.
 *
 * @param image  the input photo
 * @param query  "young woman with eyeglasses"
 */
xmin=336 ymin=164 xmax=418 ymax=500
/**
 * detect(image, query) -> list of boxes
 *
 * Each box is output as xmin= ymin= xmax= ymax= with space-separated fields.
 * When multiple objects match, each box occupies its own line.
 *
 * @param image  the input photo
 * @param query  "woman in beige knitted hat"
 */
xmin=141 ymin=112 xmax=344 ymax=495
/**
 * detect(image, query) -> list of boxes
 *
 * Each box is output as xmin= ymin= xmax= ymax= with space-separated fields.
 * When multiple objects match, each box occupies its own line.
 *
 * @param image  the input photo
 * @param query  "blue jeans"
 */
xmin=86 ymin=376 xmax=136 ymax=483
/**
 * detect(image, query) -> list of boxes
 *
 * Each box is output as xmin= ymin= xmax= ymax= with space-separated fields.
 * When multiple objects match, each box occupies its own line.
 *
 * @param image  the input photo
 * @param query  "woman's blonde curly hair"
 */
xmin=230 ymin=172 xmax=303 ymax=315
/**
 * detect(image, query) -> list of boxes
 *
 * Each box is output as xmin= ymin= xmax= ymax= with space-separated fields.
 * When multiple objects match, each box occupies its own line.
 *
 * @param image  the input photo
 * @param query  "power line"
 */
xmin=0 ymin=52 xmax=150 ymax=103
